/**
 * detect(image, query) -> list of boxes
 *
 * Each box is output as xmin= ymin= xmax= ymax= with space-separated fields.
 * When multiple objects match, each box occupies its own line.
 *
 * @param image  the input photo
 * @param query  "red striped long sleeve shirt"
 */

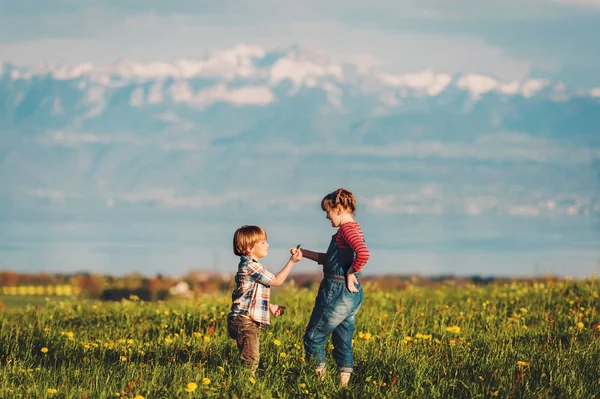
xmin=336 ymin=221 xmax=370 ymax=272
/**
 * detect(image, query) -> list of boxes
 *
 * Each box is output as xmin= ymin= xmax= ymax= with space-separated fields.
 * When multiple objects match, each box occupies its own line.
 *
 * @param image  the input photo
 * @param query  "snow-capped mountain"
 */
xmin=2 ymin=42 xmax=599 ymax=114
xmin=0 ymin=43 xmax=599 ymax=219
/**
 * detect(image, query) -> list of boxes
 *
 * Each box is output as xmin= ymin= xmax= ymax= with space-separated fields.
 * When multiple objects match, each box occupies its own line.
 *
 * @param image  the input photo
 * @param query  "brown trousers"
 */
xmin=227 ymin=315 xmax=260 ymax=374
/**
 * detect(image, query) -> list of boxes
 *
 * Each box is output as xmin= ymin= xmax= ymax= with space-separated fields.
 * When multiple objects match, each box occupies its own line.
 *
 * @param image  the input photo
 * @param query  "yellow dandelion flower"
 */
xmin=47 ymin=389 xmax=58 ymax=394
xmin=193 ymin=332 xmax=202 ymax=338
xmin=184 ymin=382 xmax=197 ymax=392
xmin=133 ymin=396 xmax=145 ymax=399
xmin=299 ymin=357 xmax=305 ymax=363
xmin=41 ymin=347 xmax=48 ymax=353
xmin=273 ymin=339 xmax=282 ymax=346
xmin=120 ymin=356 xmax=127 ymax=361
xmin=249 ymin=377 xmax=256 ymax=384
xmin=520 ymin=308 xmax=528 ymax=313
xmin=446 ymin=326 xmax=461 ymax=334
xmin=415 ymin=333 xmax=432 ymax=340
xmin=516 ymin=361 xmax=530 ymax=367
xmin=404 ymin=336 xmax=412 ymax=342
xmin=203 ymin=336 xmax=210 ymax=343
xmin=299 ymin=383 xmax=306 ymax=388
xmin=218 ymin=366 xmax=225 ymax=372
xmin=280 ymin=352 xmax=287 ymax=358
xmin=577 ymin=322 xmax=584 ymax=329
xmin=478 ymin=376 xmax=484 ymax=381
xmin=294 ymin=344 xmax=301 ymax=350
xmin=202 ymin=377 xmax=211 ymax=385
xmin=359 ymin=332 xmax=372 ymax=340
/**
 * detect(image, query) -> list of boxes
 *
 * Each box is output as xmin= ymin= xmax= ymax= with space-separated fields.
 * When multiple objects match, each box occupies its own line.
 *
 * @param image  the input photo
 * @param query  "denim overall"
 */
xmin=303 ymin=233 xmax=364 ymax=373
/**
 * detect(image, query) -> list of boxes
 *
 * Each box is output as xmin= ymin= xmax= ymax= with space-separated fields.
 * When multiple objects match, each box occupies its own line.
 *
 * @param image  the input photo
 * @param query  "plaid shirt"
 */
xmin=228 ymin=256 xmax=275 ymax=326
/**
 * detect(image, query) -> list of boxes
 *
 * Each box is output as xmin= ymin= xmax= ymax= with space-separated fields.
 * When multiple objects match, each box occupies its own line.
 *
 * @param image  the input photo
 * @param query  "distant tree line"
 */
xmin=0 ymin=270 xmax=562 ymax=301
xmin=0 ymin=270 xmax=232 ymax=301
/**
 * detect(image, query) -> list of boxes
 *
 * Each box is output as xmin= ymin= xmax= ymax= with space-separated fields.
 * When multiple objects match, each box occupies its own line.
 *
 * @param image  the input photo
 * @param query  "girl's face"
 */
xmin=323 ymin=200 xmax=350 ymax=227
xmin=249 ymin=237 xmax=269 ymax=259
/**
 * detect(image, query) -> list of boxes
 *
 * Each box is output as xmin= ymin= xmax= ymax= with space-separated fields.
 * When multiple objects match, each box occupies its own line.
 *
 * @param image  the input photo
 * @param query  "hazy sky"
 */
xmin=1 ymin=0 xmax=600 ymax=87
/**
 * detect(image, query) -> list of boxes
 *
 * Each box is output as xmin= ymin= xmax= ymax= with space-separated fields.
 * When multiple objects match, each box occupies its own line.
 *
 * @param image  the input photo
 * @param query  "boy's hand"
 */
xmin=290 ymin=248 xmax=303 ymax=263
xmin=269 ymin=304 xmax=285 ymax=317
xmin=346 ymin=273 xmax=359 ymax=293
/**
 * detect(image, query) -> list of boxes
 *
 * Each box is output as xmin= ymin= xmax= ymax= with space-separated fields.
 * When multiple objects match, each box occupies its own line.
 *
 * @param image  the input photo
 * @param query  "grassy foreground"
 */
xmin=1 ymin=278 xmax=599 ymax=398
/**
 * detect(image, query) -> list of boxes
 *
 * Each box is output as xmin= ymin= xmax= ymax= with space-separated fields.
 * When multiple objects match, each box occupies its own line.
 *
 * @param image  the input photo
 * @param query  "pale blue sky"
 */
xmin=1 ymin=0 xmax=599 ymax=87
xmin=1 ymin=1 xmax=599 ymax=277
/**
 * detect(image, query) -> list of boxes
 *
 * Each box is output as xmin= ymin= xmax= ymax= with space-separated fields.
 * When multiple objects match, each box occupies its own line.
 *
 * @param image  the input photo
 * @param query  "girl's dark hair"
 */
xmin=321 ymin=188 xmax=357 ymax=214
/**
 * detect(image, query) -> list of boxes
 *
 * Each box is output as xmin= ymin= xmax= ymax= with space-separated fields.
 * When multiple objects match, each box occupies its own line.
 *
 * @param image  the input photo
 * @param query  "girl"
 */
xmin=295 ymin=188 xmax=370 ymax=387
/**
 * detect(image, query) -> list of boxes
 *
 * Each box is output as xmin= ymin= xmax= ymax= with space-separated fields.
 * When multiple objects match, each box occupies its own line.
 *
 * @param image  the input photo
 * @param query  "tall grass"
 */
xmin=1 ymin=278 xmax=599 ymax=398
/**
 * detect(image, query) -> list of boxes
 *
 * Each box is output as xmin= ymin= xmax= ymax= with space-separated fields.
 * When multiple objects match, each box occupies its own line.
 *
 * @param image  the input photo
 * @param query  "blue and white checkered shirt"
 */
xmin=228 ymin=256 xmax=275 ymax=326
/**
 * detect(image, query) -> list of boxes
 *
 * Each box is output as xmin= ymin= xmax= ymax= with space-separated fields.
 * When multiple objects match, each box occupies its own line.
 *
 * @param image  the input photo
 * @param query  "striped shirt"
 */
xmin=228 ymin=255 xmax=275 ymax=326
xmin=336 ymin=221 xmax=371 ymax=272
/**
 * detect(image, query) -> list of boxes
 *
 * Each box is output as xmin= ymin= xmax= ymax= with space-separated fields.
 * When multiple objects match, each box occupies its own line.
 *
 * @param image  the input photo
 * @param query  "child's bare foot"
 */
xmin=340 ymin=372 xmax=351 ymax=388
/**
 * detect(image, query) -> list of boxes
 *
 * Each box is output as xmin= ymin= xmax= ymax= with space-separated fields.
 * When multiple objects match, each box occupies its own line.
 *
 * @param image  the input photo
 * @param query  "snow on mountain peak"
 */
xmin=209 ymin=43 xmax=266 ymax=62
xmin=0 ymin=43 xmax=594 ymax=105
xmin=521 ymin=79 xmax=549 ymax=98
xmin=496 ymin=80 xmax=520 ymax=95
xmin=268 ymin=42 xmax=344 ymax=87
xmin=457 ymin=73 xmax=499 ymax=99
xmin=282 ymin=42 xmax=334 ymax=65
xmin=379 ymin=70 xmax=452 ymax=96
xmin=52 ymin=63 xmax=95 ymax=80
xmin=269 ymin=57 xmax=344 ymax=86
xmin=167 ymin=81 xmax=275 ymax=109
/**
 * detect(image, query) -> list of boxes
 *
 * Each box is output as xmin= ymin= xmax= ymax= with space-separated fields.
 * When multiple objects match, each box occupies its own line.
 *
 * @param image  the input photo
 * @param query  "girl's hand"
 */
xmin=346 ymin=273 xmax=359 ymax=293
xmin=290 ymin=248 xmax=303 ymax=263
xmin=269 ymin=304 xmax=285 ymax=317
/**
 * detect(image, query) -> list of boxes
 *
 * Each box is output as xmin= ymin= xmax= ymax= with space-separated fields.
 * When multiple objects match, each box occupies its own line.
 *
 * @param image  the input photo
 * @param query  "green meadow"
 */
xmin=1 ymin=278 xmax=599 ymax=398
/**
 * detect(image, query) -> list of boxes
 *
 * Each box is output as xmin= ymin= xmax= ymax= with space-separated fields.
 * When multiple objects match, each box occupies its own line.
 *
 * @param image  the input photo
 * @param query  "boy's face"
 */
xmin=249 ymin=237 xmax=269 ymax=259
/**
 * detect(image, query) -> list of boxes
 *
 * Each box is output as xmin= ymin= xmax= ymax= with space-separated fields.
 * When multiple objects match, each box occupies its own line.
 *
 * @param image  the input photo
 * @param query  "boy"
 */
xmin=227 ymin=225 xmax=302 ymax=374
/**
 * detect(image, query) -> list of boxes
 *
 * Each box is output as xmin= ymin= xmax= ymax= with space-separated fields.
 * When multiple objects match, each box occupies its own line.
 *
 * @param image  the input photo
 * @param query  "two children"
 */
xmin=227 ymin=188 xmax=370 ymax=387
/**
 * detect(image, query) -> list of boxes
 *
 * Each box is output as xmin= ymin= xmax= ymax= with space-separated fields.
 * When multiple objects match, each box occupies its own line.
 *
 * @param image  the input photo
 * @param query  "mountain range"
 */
xmin=1 ymin=43 xmax=599 ymax=218
xmin=1 ymin=43 xmax=599 ymax=275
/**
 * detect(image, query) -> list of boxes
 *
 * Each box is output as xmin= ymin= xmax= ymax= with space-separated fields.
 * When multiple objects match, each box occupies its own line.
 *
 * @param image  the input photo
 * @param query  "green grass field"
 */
xmin=0 ymin=295 xmax=62 ymax=309
xmin=1 ymin=279 xmax=599 ymax=398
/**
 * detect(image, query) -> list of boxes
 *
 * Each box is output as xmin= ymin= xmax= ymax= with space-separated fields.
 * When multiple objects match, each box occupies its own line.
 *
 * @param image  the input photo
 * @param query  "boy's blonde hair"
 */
xmin=321 ymin=188 xmax=357 ymax=214
xmin=233 ymin=225 xmax=267 ymax=256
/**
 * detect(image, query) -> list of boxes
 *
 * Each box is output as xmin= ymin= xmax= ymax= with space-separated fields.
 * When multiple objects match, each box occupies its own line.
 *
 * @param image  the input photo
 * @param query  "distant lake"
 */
xmin=1 ymin=209 xmax=599 ymax=278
